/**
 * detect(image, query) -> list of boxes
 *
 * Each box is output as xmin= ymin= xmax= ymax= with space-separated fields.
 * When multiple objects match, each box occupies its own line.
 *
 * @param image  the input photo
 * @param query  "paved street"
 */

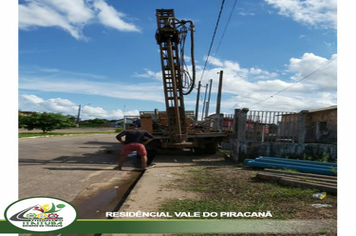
xmin=18 ymin=134 xmax=141 ymax=214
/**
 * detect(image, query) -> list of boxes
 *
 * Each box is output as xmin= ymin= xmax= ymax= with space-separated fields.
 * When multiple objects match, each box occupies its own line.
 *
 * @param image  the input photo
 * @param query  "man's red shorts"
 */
xmin=121 ymin=143 xmax=147 ymax=157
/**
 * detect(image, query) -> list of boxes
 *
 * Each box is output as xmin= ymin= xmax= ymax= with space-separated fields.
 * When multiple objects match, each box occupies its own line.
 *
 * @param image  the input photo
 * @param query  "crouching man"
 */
xmin=115 ymin=123 xmax=154 ymax=170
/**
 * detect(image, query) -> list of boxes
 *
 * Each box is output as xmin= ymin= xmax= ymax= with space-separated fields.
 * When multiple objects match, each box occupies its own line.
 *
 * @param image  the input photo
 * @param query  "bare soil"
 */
xmin=171 ymin=154 xmax=337 ymax=218
xmin=112 ymin=151 xmax=337 ymax=236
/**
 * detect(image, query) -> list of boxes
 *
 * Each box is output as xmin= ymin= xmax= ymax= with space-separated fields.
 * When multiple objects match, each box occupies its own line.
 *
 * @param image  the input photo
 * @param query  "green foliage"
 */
xmin=19 ymin=112 xmax=75 ymax=133
xmin=330 ymin=166 xmax=337 ymax=175
xmin=285 ymin=152 xmax=334 ymax=163
xmin=159 ymin=165 xmax=337 ymax=220
xmin=302 ymin=152 xmax=331 ymax=162
xmin=18 ymin=113 xmax=28 ymax=129
xmin=79 ymin=118 xmax=107 ymax=127
xmin=115 ymin=128 xmax=124 ymax=133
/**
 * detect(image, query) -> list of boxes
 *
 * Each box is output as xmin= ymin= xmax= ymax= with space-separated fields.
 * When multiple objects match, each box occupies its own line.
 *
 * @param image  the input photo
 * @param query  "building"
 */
xmin=304 ymin=105 xmax=337 ymax=144
xmin=279 ymin=105 xmax=337 ymax=144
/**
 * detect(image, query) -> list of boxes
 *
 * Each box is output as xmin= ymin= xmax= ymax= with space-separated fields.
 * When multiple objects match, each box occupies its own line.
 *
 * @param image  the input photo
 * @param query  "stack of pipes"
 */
xmin=244 ymin=156 xmax=337 ymax=176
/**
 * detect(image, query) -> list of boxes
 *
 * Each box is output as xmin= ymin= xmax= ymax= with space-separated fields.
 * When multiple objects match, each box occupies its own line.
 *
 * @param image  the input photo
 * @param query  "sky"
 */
xmin=16 ymin=0 xmax=339 ymax=121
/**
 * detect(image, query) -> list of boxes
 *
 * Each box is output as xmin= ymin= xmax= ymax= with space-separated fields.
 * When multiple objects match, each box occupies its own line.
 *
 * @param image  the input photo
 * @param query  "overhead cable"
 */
xmin=199 ymin=0 xmax=226 ymax=83
xmin=203 ymin=0 xmax=238 ymax=80
xmin=250 ymin=56 xmax=337 ymax=108
xmin=214 ymin=0 xmax=238 ymax=56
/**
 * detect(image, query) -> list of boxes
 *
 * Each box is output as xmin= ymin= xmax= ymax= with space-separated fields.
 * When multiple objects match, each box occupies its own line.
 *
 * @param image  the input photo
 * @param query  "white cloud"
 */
xmin=195 ymin=53 xmax=336 ymax=113
xmin=19 ymin=94 xmax=139 ymax=120
xmin=18 ymin=0 xmax=140 ymax=40
xmin=287 ymin=53 xmax=337 ymax=91
xmin=19 ymin=65 xmax=165 ymax=103
xmin=208 ymin=57 xmax=224 ymax=67
xmin=18 ymin=52 xmax=337 ymax=116
xmin=19 ymin=94 xmax=77 ymax=114
xmin=237 ymin=7 xmax=255 ymax=16
xmin=47 ymin=0 xmax=94 ymax=24
xmin=264 ymin=0 xmax=337 ymax=29
xmin=19 ymin=1 xmax=86 ymax=39
xmin=93 ymin=0 xmax=140 ymax=32
xmin=132 ymin=69 xmax=161 ymax=80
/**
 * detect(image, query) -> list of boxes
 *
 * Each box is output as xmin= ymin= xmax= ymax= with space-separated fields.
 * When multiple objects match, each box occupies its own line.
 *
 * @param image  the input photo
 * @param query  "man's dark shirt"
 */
xmin=116 ymin=129 xmax=154 ymax=144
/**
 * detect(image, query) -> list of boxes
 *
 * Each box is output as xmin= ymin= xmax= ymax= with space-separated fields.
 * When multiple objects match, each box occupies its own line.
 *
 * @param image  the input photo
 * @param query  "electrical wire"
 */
xmin=214 ymin=0 xmax=238 ymax=56
xmin=199 ymin=0 xmax=226 ymax=83
xmin=249 ymin=56 xmax=337 ymax=108
xmin=202 ymin=0 xmax=238 ymax=83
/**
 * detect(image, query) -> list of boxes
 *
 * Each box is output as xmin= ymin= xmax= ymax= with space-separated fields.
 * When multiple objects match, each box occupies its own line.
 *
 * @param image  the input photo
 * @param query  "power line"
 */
xmin=214 ymin=0 xmax=238 ymax=56
xmin=250 ymin=56 xmax=337 ymax=108
xmin=202 ymin=0 xmax=238 ymax=80
xmin=199 ymin=0 xmax=226 ymax=83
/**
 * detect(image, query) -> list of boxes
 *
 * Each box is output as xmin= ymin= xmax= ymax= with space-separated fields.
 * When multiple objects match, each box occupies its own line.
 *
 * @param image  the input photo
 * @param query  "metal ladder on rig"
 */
xmin=155 ymin=9 xmax=187 ymax=143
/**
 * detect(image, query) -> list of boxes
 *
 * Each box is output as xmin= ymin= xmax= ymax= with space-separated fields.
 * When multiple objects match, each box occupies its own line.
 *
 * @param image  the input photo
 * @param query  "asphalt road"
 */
xmin=18 ymin=133 xmax=142 ymax=218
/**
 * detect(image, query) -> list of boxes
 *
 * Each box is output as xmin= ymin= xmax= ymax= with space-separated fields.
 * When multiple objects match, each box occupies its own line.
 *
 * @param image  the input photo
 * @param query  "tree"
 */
xmin=79 ymin=118 xmax=107 ymax=127
xmin=19 ymin=113 xmax=29 ymax=129
xmin=20 ymin=112 xmax=76 ymax=133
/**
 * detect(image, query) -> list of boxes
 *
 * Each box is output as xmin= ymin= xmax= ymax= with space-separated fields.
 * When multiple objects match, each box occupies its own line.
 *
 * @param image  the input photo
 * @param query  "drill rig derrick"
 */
xmin=155 ymin=9 xmax=195 ymax=144
xmin=139 ymin=9 xmax=228 ymax=155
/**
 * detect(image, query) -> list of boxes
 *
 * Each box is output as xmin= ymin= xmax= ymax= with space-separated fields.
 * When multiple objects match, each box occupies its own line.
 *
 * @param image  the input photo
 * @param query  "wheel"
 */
xmin=193 ymin=143 xmax=217 ymax=154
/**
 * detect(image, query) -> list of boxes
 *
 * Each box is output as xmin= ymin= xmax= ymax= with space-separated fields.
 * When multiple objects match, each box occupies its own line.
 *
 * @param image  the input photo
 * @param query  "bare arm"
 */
xmin=143 ymin=131 xmax=154 ymax=145
xmin=116 ymin=132 xmax=126 ymax=145
xmin=143 ymin=138 xmax=153 ymax=145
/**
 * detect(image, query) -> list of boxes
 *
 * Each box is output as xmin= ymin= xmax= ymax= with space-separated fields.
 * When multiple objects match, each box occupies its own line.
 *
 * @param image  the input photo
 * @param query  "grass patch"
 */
xmin=18 ymin=132 xmax=115 ymax=138
xmin=159 ymin=163 xmax=337 ymax=220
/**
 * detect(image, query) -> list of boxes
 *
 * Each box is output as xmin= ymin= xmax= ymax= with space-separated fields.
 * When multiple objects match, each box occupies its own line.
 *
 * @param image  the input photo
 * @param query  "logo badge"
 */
xmin=5 ymin=197 xmax=77 ymax=232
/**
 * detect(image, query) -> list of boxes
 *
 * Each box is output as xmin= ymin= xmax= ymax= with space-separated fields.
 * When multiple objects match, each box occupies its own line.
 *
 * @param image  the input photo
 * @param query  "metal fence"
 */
xmin=245 ymin=110 xmax=299 ymax=142
xmin=222 ymin=113 xmax=234 ymax=132
xmin=222 ymin=110 xmax=299 ymax=143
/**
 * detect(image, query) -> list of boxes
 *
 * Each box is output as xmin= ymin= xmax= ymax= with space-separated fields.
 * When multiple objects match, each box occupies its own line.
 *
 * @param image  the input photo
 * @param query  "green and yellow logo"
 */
xmin=5 ymin=197 xmax=77 ymax=232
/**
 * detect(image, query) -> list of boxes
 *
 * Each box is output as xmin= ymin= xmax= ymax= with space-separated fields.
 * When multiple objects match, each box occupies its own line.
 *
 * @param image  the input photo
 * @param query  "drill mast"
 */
xmin=155 ymin=9 xmax=195 ymax=143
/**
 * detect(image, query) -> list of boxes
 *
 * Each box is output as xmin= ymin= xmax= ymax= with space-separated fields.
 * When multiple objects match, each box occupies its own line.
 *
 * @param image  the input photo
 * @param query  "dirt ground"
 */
xmin=104 ymin=150 xmax=337 ymax=236
xmin=118 ymin=150 xmax=201 ymax=215
xmin=19 ymin=129 xmax=338 ymax=235
xmin=18 ymin=127 xmax=117 ymax=133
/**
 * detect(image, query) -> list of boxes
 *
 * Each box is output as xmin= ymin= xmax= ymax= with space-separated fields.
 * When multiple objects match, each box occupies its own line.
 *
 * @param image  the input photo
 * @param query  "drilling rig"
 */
xmin=139 ymin=9 xmax=228 ymax=154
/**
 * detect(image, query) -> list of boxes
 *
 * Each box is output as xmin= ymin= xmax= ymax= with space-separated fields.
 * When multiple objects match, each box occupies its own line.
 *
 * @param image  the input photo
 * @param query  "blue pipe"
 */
xmin=254 ymin=157 xmax=337 ymax=168
xmin=257 ymin=156 xmax=337 ymax=167
xmin=244 ymin=158 xmax=255 ymax=165
xmin=243 ymin=157 xmax=337 ymax=168
xmin=246 ymin=160 xmax=337 ymax=176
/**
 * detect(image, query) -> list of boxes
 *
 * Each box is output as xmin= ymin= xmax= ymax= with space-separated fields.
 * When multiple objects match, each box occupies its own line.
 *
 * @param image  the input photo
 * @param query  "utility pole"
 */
xmin=216 ymin=70 xmax=223 ymax=115
xmin=76 ymin=103 xmax=90 ymax=128
xmin=194 ymin=81 xmax=201 ymax=121
xmin=215 ymin=71 xmax=223 ymax=131
xmin=205 ymin=79 xmax=213 ymax=117
xmin=76 ymin=105 xmax=81 ymax=128
xmin=201 ymin=83 xmax=209 ymax=121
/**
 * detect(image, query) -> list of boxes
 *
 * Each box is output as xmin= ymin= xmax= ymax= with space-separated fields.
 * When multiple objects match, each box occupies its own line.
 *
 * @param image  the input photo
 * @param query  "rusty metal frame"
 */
xmin=155 ymin=9 xmax=187 ymax=143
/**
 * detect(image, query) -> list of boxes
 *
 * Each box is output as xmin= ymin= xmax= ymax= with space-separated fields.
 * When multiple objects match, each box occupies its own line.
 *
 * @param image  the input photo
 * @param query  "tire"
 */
xmin=193 ymin=143 xmax=217 ymax=155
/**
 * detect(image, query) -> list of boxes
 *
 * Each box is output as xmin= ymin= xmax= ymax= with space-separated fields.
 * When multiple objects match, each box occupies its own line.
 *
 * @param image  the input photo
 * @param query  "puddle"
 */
xmin=71 ymin=172 xmax=142 ymax=219
xmin=22 ymin=173 xmax=143 ymax=236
